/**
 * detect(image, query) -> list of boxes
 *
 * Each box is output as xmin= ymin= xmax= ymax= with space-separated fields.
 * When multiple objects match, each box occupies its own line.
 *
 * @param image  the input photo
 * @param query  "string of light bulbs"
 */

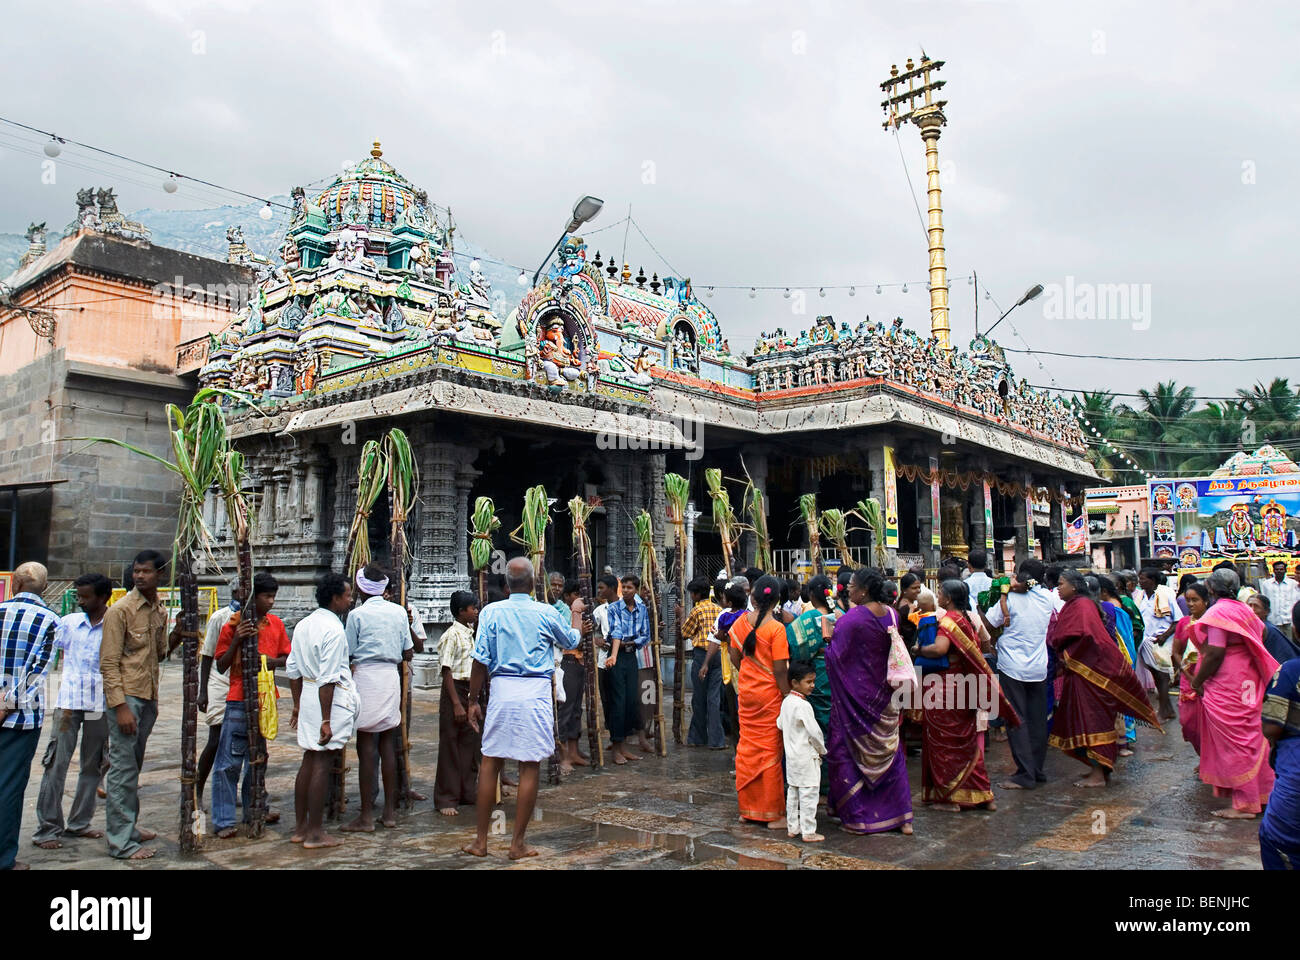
xmin=1072 ymin=399 xmax=1154 ymax=481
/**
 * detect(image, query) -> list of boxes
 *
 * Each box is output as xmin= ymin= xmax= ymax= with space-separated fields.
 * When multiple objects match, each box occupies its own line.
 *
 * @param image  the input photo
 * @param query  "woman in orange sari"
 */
xmin=919 ymin=579 xmax=1019 ymax=811
xmin=728 ymin=575 xmax=790 ymax=828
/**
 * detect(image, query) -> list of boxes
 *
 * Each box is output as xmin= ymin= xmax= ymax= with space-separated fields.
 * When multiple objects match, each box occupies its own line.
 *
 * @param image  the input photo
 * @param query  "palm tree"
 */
xmin=1236 ymin=378 xmax=1299 ymax=457
xmin=1133 ymin=380 xmax=1198 ymax=476
xmin=1173 ymin=401 xmax=1245 ymax=475
xmin=1077 ymin=390 xmax=1147 ymax=481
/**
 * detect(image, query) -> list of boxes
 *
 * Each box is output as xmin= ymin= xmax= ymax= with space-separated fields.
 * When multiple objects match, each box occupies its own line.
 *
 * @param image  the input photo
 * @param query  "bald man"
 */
xmin=463 ymin=558 xmax=584 ymax=860
xmin=0 ymin=562 xmax=59 ymax=870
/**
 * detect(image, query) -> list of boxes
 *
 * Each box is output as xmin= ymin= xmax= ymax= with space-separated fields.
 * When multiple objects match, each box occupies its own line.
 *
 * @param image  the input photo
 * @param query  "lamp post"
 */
xmin=880 ymin=53 xmax=952 ymax=351
xmin=981 ymin=283 xmax=1045 ymax=339
xmin=531 ymin=195 xmax=604 ymax=287
xmin=1131 ymin=509 xmax=1141 ymax=569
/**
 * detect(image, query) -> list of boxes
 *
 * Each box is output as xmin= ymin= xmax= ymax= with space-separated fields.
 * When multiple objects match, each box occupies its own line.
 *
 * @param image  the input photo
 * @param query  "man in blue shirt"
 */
xmin=0 ymin=562 xmax=59 ymax=870
xmin=464 ymin=557 xmax=582 ymax=861
xmin=606 ymin=574 xmax=650 ymax=766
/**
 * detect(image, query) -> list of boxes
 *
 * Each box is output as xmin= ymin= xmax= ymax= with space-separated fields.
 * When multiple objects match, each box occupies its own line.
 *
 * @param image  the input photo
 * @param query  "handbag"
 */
xmin=885 ymin=609 xmax=915 ymax=688
xmin=257 ymin=654 xmax=279 ymax=740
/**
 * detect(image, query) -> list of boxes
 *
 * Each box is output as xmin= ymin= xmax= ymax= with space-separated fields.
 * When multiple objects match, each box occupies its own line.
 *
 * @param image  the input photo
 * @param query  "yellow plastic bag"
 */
xmin=257 ymin=654 xmax=278 ymax=740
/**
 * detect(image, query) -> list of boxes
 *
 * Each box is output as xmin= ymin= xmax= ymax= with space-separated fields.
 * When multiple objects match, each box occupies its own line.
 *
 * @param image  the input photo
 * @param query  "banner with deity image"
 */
xmin=930 ymin=456 xmax=941 ymax=547
xmin=983 ymin=480 xmax=994 ymax=551
xmin=1148 ymin=474 xmax=1300 ymax=569
xmin=884 ymin=446 xmax=899 ymax=548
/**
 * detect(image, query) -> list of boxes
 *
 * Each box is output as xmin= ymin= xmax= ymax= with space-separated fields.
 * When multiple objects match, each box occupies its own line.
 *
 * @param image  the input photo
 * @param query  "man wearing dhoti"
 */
xmin=287 ymin=572 xmax=357 ymax=849
xmin=463 ymin=557 xmax=582 ymax=860
xmin=341 ymin=564 xmax=412 ymax=832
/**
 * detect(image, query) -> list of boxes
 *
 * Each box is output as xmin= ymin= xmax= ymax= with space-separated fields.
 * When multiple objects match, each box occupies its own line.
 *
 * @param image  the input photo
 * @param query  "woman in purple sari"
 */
xmin=825 ymin=568 xmax=914 ymax=835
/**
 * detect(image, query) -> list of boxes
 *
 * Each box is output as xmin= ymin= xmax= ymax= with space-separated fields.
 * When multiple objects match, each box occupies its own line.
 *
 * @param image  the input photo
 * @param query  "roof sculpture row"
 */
xmin=198 ymin=146 xmax=1086 ymax=454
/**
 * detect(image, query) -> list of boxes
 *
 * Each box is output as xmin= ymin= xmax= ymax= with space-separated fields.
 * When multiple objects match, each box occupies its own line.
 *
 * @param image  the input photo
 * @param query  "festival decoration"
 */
xmin=664 ymin=473 xmax=690 ymax=744
xmin=742 ymin=464 xmax=773 ymax=574
xmin=635 ymin=509 xmax=668 ymax=757
xmin=567 ymin=496 xmax=603 ymax=767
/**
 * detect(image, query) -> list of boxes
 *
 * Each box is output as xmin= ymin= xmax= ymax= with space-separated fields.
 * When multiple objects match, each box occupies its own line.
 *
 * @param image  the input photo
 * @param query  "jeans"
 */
xmin=34 ymin=708 xmax=108 ymax=843
xmin=999 ymin=673 xmax=1048 ymax=788
xmin=105 ymin=696 xmax=157 ymax=858
xmin=212 ymin=701 xmax=256 ymax=830
xmin=0 ymin=727 xmax=41 ymax=869
xmin=688 ymin=647 xmax=725 ymax=747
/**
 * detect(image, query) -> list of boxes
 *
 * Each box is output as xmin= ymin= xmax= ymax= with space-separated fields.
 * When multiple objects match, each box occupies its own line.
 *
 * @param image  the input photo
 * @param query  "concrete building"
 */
xmin=0 ymin=194 xmax=253 ymax=578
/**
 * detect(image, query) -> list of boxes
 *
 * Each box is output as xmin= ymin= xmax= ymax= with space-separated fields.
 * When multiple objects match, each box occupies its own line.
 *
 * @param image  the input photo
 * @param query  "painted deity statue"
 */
xmin=1261 ymin=501 xmax=1288 ymax=547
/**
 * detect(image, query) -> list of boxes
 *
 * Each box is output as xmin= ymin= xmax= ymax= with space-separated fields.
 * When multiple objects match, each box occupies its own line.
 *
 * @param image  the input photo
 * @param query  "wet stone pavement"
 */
xmin=21 ymin=664 xmax=1263 ymax=870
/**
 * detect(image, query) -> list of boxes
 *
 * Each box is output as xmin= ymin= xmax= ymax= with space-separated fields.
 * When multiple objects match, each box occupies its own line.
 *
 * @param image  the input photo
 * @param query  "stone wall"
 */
xmin=0 ymin=350 xmax=191 ymax=579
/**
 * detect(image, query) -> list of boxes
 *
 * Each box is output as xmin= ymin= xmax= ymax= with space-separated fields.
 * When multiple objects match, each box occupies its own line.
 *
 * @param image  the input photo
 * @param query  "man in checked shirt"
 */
xmin=0 ymin=562 xmax=59 ymax=870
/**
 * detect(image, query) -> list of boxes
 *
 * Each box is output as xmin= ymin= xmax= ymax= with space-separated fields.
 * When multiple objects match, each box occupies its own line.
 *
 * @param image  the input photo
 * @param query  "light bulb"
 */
xmin=259 ymin=203 xmax=273 ymax=220
xmin=818 ymin=287 xmax=826 ymax=298
xmin=984 ymin=290 xmax=991 ymax=300
xmin=470 ymin=259 xmax=481 ymax=272
xmin=901 ymin=283 xmax=908 ymax=294
xmin=517 ymin=271 xmax=528 ymax=286
xmin=43 ymin=138 xmax=61 ymax=158
xmin=749 ymin=288 xmax=756 ymax=298
xmin=783 ymin=288 xmax=791 ymax=299
xmin=875 ymin=285 xmax=882 ymax=295
xmin=707 ymin=287 xmax=714 ymax=298
xmin=849 ymin=286 xmax=856 ymax=297
xmin=967 ymin=276 xmax=974 ymax=285
xmin=163 ymin=177 xmax=178 ymax=194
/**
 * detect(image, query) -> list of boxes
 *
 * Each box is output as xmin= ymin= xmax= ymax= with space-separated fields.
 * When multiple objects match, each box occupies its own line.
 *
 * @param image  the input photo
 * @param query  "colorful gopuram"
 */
xmin=199 ymin=145 xmax=1096 ymax=637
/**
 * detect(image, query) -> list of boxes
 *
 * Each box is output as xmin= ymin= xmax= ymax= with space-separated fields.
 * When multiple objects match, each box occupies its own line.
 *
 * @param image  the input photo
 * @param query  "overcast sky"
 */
xmin=2 ymin=0 xmax=1295 ymax=403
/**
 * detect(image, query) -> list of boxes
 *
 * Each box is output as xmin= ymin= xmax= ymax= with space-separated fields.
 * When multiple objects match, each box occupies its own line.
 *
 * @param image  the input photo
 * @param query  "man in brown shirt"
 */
xmin=99 ymin=549 xmax=179 ymax=860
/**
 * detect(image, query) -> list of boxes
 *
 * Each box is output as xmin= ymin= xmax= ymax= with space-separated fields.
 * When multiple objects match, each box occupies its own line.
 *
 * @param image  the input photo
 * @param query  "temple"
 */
xmin=196 ymin=145 xmax=1097 ymax=638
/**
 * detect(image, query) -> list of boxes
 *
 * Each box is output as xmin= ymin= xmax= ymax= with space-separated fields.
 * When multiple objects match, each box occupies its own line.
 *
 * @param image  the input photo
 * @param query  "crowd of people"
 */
xmin=1 ymin=544 xmax=1297 ymax=869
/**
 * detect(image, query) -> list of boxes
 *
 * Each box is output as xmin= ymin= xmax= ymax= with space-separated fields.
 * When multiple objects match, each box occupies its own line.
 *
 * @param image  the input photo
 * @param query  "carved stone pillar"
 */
xmin=408 ymin=441 xmax=478 ymax=638
xmin=867 ymin=436 xmax=897 ymax=572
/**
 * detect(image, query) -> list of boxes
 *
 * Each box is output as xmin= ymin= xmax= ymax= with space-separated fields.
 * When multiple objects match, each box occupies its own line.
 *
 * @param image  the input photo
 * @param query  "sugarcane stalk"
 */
xmin=664 ymin=473 xmax=689 ymax=745
xmin=705 ymin=468 xmax=738 ymax=579
xmin=852 ymin=497 xmax=889 ymax=568
xmin=819 ymin=509 xmax=853 ymax=569
xmin=568 ymin=496 xmax=603 ymax=769
xmin=800 ymin=493 xmax=822 ymax=576
xmin=740 ymin=458 xmax=772 ymax=574
xmin=66 ymin=391 xmax=240 ymax=853
xmin=470 ymin=496 xmax=500 ymax=606
xmin=636 ymin=510 xmax=667 ymax=756
xmin=383 ymin=428 xmax=418 ymax=810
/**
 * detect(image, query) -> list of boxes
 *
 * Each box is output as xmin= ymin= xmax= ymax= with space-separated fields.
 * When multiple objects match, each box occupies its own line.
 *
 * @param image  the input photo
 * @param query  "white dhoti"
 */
xmin=353 ymin=661 xmax=401 ymax=733
xmin=297 ymin=677 xmax=358 ymax=751
xmin=480 ymin=675 xmax=556 ymax=762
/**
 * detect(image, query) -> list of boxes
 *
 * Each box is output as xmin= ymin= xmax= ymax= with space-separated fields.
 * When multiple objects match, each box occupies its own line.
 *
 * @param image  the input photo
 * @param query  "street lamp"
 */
xmin=531 ymin=195 xmax=604 ymax=287
xmin=980 ymin=283 xmax=1044 ymax=338
xmin=1131 ymin=509 xmax=1141 ymax=569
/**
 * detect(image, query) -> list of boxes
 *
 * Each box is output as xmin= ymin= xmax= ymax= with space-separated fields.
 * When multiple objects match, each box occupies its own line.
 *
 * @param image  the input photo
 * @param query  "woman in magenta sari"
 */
xmin=918 ymin=579 xmax=1019 ymax=811
xmin=1190 ymin=568 xmax=1278 ymax=819
xmin=825 ymin=568 xmax=913 ymax=835
xmin=1171 ymin=582 xmax=1209 ymax=757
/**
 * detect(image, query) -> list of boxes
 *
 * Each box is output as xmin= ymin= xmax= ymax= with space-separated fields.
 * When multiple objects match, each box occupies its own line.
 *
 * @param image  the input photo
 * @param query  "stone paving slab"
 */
xmin=15 ymin=663 xmax=1266 ymax=870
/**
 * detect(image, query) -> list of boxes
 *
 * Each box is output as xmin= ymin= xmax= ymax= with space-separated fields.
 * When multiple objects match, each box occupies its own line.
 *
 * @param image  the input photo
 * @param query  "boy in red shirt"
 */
xmin=212 ymin=572 xmax=291 ymax=837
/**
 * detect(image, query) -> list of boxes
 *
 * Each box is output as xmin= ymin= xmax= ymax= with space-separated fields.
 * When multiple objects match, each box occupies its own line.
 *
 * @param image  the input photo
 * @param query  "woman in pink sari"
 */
xmin=1170 ymin=582 xmax=1208 ymax=757
xmin=1190 ymin=568 xmax=1279 ymax=819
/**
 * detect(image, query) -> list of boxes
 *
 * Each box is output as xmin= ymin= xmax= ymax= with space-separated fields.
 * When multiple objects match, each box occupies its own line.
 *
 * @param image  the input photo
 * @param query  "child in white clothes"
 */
xmin=777 ymin=660 xmax=827 ymax=842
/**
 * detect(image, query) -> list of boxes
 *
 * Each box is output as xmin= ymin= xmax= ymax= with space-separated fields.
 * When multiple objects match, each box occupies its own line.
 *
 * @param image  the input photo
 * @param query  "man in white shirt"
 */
xmin=981 ymin=559 xmax=1055 ymax=790
xmin=32 ymin=573 xmax=112 ymax=848
xmin=1136 ymin=567 xmax=1182 ymax=721
xmin=591 ymin=574 xmax=618 ymax=740
xmin=964 ymin=550 xmax=994 ymax=609
xmin=1258 ymin=561 xmax=1300 ymax=639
